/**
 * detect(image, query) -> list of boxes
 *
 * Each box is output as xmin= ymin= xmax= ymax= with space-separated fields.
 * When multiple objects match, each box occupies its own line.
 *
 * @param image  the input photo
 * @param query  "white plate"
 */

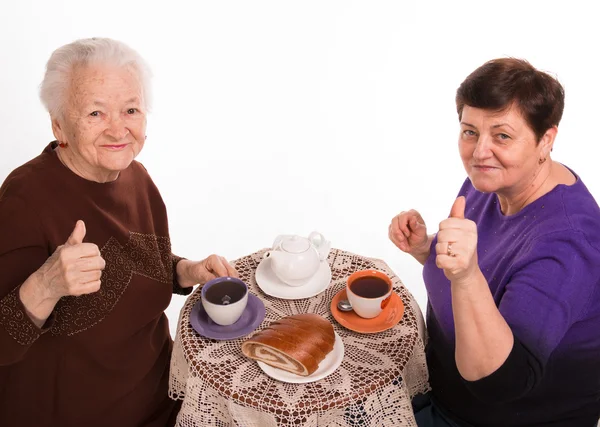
xmin=257 ymin=332 xmax=344 ymax=383
xmin=255 ymin=256 xmax=332 ymax=300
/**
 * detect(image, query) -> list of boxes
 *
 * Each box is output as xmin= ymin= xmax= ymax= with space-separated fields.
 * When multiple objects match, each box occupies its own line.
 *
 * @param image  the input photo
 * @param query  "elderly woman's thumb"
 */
xmin=66 ymin=220 xmax=86 ymax=246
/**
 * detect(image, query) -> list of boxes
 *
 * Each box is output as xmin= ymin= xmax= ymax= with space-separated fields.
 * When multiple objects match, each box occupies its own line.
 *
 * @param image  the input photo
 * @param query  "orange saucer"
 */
xmin=330 ymin=289 xmax=404 ymax=334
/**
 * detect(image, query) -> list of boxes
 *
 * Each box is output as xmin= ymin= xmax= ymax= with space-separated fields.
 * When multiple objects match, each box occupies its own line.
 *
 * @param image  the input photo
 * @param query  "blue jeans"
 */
xmin=413 ymin=393 xmax=463 ymax=427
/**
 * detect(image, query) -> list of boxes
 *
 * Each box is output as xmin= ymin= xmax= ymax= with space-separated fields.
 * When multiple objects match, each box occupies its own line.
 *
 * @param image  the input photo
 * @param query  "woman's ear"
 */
xmin=51 ymin=117 xmax=66 ymax=144
xmin=540 ymin=126 xmax=558 ymax=159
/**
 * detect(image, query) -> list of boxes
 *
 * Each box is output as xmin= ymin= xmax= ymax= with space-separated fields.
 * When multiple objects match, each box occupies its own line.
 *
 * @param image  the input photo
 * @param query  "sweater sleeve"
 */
xmin=463 ymin=231 xmax=599 ymax=402
xmin=0 ymin=193 xmax=54 ymax=366
xmin=171 ymin=254 xmax=192 ymax=296
xmin=462 ymin=335 xmax=542 ymax=402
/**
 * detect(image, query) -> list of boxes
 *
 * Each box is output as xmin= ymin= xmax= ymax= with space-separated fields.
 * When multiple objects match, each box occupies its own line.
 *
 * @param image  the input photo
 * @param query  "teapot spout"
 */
xmin=308 ymin=231 xmax=331 ymax=261
xmin=263 ymin=250 xmax=282 ymax=262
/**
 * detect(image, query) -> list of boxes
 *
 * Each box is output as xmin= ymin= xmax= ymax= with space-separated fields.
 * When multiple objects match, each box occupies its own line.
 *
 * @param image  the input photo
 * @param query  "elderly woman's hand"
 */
xmin=435 ymin=197 xmax=479 ymax=284
xmin=389 ymin=209 xmax=430 ymax=256
xmin=35 ymin=220 xmax=106 ymax=300
xmin=176 ymin=255 xmax=239 ymax=288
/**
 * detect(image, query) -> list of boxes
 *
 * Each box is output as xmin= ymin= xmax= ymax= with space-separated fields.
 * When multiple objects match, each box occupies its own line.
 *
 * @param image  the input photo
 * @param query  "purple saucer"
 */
xmin=190 ymin=293 xmax=266 ymax=340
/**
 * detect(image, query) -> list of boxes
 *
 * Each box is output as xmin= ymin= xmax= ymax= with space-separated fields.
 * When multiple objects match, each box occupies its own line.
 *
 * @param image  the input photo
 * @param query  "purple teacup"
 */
xmin=201 ymin=277 xmax=248 ymax=326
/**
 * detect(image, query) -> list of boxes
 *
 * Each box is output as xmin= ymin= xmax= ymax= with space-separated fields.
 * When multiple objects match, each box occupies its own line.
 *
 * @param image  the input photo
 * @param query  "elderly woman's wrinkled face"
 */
xmin=52 ymin=64 xmax=146 ymax=182
xmin=458 ymin=104 xmax=550 ymax=196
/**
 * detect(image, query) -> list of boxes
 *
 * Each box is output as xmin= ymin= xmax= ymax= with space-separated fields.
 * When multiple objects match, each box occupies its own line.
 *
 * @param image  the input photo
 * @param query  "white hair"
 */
xmin=39 ymin=37 xmax=152 ymax=118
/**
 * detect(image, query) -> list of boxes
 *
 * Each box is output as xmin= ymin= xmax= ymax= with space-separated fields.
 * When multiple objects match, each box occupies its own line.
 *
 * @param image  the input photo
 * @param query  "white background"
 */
xmin=1 ymin=1 xmax=598 ymax=338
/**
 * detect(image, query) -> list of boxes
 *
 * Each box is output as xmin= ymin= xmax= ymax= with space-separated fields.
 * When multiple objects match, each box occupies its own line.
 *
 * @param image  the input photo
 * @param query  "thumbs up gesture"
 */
xmin=435 ymin=197 xmax=479 ymax=284
xmin=36 ymin=220 xmax=106 ymax=301
xmin=66 ymin=219 xmax=87 ymax=246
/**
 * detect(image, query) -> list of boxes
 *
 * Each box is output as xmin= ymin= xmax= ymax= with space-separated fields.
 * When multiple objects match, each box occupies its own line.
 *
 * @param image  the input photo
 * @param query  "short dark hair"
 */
xmin=455 ymin=58 xmax=565 ymax=141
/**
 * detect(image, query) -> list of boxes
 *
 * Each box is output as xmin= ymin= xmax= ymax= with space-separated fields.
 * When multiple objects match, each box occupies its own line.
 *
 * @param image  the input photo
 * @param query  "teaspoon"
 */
xmin=337 ymin=299 xmax=353 ymax=312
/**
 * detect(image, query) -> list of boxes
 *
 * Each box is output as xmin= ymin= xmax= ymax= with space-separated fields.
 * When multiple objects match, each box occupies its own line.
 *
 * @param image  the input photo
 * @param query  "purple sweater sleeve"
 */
xmin=463 ymin=231 xmax=598 ymax=402
xmin=501 ymin=231 xmax=596 ymax=361
xmin=462 ymin=336 xmax=542 ymax=402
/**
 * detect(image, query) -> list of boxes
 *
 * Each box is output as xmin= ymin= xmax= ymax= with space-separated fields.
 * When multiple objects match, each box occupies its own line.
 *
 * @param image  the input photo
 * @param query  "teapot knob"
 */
xmin=272 ymin=234 xmax=289 ymax=250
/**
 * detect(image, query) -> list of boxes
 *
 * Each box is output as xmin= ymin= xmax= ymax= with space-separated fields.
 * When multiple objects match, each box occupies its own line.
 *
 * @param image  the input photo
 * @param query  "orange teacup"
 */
xmin=346 ymin=270 xmax=393 ymax=319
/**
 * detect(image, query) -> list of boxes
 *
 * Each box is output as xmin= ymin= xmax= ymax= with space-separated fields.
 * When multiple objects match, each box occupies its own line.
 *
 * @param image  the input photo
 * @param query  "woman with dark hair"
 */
xmin=389 ymin=58 xmax=600 ymax=426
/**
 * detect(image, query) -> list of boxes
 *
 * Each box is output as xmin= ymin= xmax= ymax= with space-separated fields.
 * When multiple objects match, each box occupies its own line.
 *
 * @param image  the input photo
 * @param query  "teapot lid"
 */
xmin=281 ymin=236 xmax=310 ymax=253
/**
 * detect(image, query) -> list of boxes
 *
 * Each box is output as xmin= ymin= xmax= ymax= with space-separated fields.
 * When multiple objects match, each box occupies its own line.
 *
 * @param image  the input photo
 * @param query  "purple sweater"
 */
xmin=423 ymin=173 xmax=600 ymax=426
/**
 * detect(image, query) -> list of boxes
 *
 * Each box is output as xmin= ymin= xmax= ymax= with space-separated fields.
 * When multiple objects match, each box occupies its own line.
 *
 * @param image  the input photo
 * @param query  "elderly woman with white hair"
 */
xmin=0 ymin=38 xmax=237 ymax=427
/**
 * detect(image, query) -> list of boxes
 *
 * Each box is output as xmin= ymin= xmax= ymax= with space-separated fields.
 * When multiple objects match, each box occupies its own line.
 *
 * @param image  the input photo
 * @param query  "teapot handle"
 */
xmin=308 ymin=231 xmax=331 ymax=261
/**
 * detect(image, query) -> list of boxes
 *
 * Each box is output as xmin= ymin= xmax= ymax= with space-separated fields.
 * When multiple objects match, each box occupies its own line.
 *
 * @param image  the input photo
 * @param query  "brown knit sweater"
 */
xmin=0 ymin=142 xmax=189 ymax=427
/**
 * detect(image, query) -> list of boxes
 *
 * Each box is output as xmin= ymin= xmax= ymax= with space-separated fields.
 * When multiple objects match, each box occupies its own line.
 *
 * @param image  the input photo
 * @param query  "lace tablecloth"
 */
xmin=169 ymin=248 xmax=430 ymax=426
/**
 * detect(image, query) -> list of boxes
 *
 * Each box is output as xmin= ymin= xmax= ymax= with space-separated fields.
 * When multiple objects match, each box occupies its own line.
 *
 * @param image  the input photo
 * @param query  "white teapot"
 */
xmin=264 ymin=232 xmax=331 ymax=287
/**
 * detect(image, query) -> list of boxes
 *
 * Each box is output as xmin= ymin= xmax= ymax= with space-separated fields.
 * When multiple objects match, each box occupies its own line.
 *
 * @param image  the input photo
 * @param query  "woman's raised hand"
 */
xmin=435 ymin=196 xmax=479 ymax=284
xmin=389 ymin=209 xmax=430 ymax=257
xmin=37 ymin=220 xmax=105 ymax=300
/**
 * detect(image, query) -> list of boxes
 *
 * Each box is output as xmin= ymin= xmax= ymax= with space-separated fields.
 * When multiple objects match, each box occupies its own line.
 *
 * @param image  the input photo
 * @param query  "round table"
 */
xmin=169 ymin=248 xmax=430 ymax=426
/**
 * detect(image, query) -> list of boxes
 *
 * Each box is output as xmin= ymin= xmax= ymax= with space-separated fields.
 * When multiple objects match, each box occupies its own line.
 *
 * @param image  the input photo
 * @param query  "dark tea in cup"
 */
xmin=205 ymin=280 xmax=246 ymax=305
xmin=349 ymin=276 xmax=390 ymax=299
